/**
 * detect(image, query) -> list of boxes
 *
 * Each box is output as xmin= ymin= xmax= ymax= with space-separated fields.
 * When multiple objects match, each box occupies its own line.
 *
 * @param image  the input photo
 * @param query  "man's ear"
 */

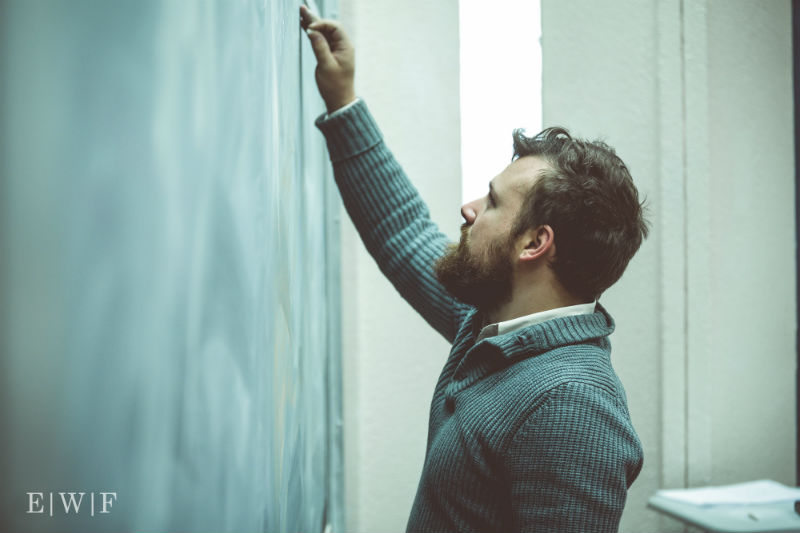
xmin=518 ymin=225 xmax=554 ymax=262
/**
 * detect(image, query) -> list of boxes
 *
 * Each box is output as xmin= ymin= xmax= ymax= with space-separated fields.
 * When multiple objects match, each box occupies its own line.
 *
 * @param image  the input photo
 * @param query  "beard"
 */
xmin=434 ymin=224 xmax=514 ymax=313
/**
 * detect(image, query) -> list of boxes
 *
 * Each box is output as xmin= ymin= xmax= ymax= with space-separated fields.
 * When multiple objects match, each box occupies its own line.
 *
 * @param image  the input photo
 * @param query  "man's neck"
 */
xmin=486 ymin=279 xmax=587 ymax=325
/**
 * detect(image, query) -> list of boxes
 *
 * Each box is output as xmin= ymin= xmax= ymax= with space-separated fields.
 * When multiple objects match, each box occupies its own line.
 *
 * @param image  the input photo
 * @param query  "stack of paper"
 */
xmin=656 ymin=480 xmax=800 ymax=507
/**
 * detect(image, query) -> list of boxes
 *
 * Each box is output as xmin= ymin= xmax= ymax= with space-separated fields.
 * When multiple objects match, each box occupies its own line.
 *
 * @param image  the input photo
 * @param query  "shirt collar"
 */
xmin=475 ymin=301 xmax=597 ymax=343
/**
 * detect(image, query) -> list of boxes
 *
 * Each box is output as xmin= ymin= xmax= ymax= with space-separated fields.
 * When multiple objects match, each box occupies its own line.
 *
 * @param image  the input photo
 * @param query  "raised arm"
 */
xmin=300 ymin=7 xmax=470 ymax=342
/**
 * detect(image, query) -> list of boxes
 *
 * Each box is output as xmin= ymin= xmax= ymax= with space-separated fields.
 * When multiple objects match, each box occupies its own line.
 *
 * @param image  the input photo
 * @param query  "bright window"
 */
xmin=459 ymin=0 xmax=542 ymax=204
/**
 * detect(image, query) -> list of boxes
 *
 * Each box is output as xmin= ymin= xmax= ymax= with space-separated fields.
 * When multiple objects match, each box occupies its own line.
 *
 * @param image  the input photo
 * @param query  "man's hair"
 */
xmin=511 ymin=126 xmax=649 ymax=301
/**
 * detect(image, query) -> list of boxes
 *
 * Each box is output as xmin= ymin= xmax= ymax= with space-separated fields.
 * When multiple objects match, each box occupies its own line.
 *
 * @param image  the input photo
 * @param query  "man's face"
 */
xmin=434 ymin=156 xmax=548 ymax=312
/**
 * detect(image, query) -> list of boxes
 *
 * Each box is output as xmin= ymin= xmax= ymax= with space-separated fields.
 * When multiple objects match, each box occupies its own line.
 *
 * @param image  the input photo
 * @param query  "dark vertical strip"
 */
xmin=679 ymin=0 xmax=690 ymax=491
xmin=315 ymin=0 xmax=346 ymax=528
xmin=0 ymin=2 xmax=9 ymax=527
xmin=794 ymin=0 xmax=800 ymax=487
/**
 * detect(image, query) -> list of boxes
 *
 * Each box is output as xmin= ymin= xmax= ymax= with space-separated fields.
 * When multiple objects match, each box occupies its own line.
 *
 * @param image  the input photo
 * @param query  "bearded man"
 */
xmin=301 ymin=7 xmax=648 ymax=533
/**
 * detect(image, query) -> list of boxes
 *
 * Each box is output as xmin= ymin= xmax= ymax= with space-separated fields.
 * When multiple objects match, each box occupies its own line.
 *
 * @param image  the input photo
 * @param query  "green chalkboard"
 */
xmin=0 ymin=1 xmax=341 ymax=531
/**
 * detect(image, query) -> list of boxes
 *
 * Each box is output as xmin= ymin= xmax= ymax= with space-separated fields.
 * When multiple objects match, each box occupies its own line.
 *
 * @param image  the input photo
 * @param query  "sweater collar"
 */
xmin=466 ymin=303 xmax=615 ymax=360
xmin=445 ymin=305 xmax=616 ymax=402
xmin=475 ymin=301 xmax=597 ymax=343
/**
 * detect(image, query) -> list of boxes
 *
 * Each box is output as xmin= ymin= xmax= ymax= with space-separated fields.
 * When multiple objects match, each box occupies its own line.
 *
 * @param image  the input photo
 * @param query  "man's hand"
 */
xmin=300 ymin=5 xmax=356 ymax=114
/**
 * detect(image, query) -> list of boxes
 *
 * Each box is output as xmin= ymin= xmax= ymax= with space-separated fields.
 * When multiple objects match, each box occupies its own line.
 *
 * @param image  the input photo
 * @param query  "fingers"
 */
xmin=308 ymin=20 xmax=348 ymax=46
xmin=306 ymin=27 xmax=335 ymax=67
xmin=300 ymin=6 xmax=334 ymax=66
xmin=309 ymin=21 xmax=353 ymax=61
xmin=299 ymin=5 xmax=319 ymax=30
xmin=300 ymin=10 xmax=353 ymax=69
xmin=299 ymin=8 xmax=350 ymax=49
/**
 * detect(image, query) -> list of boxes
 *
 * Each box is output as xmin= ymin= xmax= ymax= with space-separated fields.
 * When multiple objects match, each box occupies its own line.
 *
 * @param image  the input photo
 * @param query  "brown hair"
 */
xmin=511 ymin=127 xmax=649 ymax=301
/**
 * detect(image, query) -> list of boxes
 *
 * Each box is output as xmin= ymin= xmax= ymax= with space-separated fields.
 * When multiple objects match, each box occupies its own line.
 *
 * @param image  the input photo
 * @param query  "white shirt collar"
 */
xmin=476 ymin=302 xmax=597 ymax=343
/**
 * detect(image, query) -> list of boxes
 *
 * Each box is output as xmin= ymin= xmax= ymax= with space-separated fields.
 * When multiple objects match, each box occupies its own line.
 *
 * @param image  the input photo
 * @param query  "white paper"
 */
xmin=657 ymin=480 xmax=800 ymax=506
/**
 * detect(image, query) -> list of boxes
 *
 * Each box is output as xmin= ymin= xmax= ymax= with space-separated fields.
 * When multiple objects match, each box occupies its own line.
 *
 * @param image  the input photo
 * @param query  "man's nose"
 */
xmin=461 ymin=201 xmax=478 ymax=224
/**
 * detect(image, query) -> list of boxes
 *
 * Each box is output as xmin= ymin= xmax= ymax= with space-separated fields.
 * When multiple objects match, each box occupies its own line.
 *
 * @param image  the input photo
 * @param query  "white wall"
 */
xmin=705 ymin=1 xmax=795 ymax=485
xmin=335 ymin=1 xmax=795 ymax=532
xmin=541 ymin=1 xmax=795 ymax=531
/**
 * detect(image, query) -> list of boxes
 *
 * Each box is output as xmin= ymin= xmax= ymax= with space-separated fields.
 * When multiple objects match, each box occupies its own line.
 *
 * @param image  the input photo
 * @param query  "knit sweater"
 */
xmin=315 ymin=99 xmax=643 ymax=533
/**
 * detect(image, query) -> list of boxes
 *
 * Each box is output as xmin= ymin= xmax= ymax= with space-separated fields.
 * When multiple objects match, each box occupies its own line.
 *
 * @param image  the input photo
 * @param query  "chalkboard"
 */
xmin=0 ymin=1 xmax=341 ymax=531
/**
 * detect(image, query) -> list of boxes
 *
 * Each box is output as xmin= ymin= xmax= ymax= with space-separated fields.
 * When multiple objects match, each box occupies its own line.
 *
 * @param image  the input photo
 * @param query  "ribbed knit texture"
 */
xmin=316 ymin=100 xmax=644 ymax=533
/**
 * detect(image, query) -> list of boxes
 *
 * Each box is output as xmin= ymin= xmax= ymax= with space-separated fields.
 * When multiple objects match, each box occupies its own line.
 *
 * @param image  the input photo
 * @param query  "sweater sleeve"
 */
xmin=315 ymin=99 xmax=469 ymax=343
xmin=505 ymin=382 xmax=644 ymax=533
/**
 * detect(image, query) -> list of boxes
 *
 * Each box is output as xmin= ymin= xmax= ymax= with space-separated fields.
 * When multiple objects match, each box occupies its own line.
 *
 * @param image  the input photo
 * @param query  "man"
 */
xmin=300 ymin=7 xmax=648 ymax=533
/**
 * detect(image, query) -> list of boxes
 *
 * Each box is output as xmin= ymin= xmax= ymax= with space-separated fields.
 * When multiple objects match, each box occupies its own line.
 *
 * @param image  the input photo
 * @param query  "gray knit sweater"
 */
xmin=316 ymin=100 xmax=643 ymax=533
